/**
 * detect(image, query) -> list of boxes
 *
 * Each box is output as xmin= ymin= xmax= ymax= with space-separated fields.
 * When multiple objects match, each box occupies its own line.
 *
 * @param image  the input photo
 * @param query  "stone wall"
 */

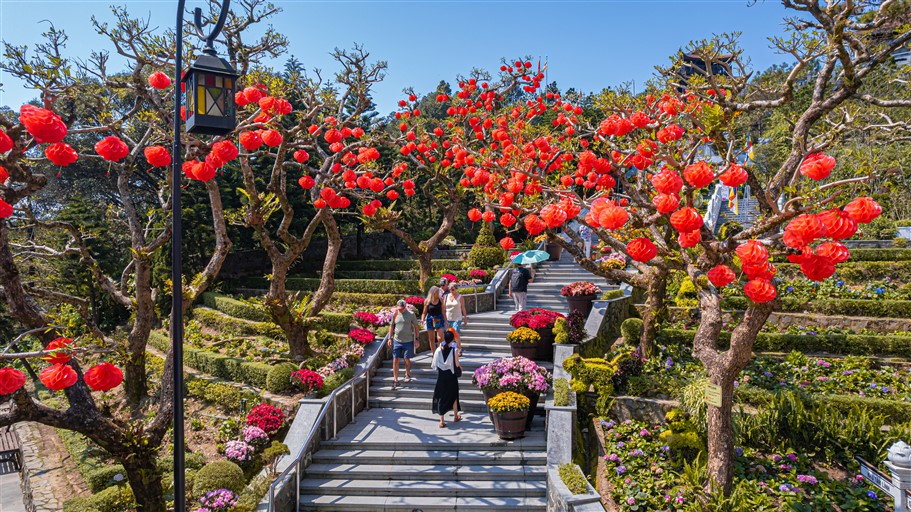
xmin=609 ymin=396 xmax=678 ymax=424
xmin=15 ymin=422 xmax=87 ymax=512
xmin=580 ymin=292 xmax=632 ymax=357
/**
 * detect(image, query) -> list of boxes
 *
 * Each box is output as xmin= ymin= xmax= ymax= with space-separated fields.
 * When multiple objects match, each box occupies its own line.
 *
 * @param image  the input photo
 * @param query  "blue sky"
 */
xmin=0 ymin=0 xmax=794 ymax=113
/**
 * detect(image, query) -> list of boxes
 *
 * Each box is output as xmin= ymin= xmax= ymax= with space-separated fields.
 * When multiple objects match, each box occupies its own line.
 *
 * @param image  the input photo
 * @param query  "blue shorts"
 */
xmin=425 ymin=315 xmax=444 ymax=331
xmin=392 ymin=340 xmax=414 ymax=359
xmin=449 ymin=319 xmax=463 ymax=334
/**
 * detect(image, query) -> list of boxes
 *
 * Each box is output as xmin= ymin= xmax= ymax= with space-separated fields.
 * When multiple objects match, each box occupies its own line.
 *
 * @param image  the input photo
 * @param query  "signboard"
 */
xmin=858 ymin=457 xmax=900 ymax=499
xmin=704 ymin=383 xmax=722 ymax=408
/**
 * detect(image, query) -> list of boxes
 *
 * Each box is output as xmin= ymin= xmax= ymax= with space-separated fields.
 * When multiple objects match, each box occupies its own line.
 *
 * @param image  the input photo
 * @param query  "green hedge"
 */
xmin=844 ymin=248 xmax=911 ymax=262
xmin=777 ymin=260 xmax=911 ymax=283
xmin=721 ymin=296 xmax=911 ymax=318
xmin=63 ymin=484 xmax=133 ymax=512
xmin=329 ymin=292 xmax=400 ymax=307
xmin=312 ymin=259 xmax=464 ymax=272
xmin=202 ymin=293 xmax=269 ymax=322
xmin=734 ymin=386 xmax=911 ymax=425
xmin=149 ymin=332 xmax=272 ymax=388
xmin=285 ymin=278 xmax=421 ymax=295
xmin=186 ymin=377 xmax=261 ymax=412
xmin=192 ymin=307 xmax=284 ymax=339
xmin=659 ymin=328 xmax=911 ymax=358
xmin=308 ymin=312 xmax=353 ymax=333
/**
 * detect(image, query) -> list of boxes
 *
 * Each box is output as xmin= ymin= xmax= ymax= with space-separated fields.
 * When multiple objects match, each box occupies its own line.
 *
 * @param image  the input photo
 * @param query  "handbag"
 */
xmin=453 ymin=366 xmax=463 ymax=378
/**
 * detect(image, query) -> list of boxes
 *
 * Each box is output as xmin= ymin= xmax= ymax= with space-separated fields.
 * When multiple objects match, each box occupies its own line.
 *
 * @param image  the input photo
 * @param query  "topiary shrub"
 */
xmin=620 ymin=318 xmax=643 ymax=346
xmin=557 ymin=463 xmax=589 ymax=495
xmin=319 ymin=367 xmax=355 ymax=397
xmin=674 ymin=278 xmax=698 ymax=308
xmin=192 ymin=461 xmax=246 ymax=499
xmin=63 ymin=485 xmax=133 ymax=512
xmin=85 ymin=465 xmax=126 ymax=493
xmin=468 ymin=224 xmax=504 ymax=269
xmin=553 ymin=378 xmax=570 ymax=407
xmin=895 ymin=238 xmax=909 ymax=248
xmin=553 ymin=318 xmax=569 ymax=344
xmin=265 ymin=363 xmax=298 ymax=394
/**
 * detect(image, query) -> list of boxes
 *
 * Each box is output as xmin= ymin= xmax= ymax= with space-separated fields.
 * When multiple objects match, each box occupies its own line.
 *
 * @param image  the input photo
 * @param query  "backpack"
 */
xmin=510 ymin=268 xmax=529 ymax=290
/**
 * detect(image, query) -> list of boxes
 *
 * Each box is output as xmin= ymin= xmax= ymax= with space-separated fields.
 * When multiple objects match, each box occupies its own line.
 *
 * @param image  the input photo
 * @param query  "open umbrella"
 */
xmin=511 ymin=250 xmax=550 ymax=265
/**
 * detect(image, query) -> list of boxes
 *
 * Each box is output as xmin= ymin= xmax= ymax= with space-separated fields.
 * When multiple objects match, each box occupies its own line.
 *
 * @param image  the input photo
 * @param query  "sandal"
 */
xmin=392 ymin=380 xmax=399 ymax=390
xmin=404 ymin=375 xmax=412 ymax=383
xmin=439 ymin=419 xmax=446 ymax=428
xmin=453 ymin=414 xmax=462 ymax=422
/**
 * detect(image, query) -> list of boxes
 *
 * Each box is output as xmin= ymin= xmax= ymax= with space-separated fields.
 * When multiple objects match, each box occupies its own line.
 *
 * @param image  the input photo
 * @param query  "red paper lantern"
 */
xmin=0 ymin=130 xmax=13 ymax=153
xmin=95 ymin=136 xmax=129 ymax=162
xmin=314 ymin=198 xmax=327 ymax=209
xmin=19 ymin=104 xmax=67 ymax=144
xmin=243 ymin=87 xmax=264 ymax=104
xmin=524 ymin=214 xmax=547 ymax=235
xmin=541 ymin=204 xmax=567 ymax=229
xmin=386 ymin=190 xmax=399 ymax=201
xmin=144 ymin=146 xmax=171 ymax=168
xmin=783 ymin=214 xmax=826 ymax=249
xmin=650 ymin=169 xmax=683 ymax=194
xmin=190 ymin=161 xmax=216 ymax=182
xmin=44 ymin=337 xmax=74 ymax=365
xmin=467 ymin=208 xmax=482 ymax=222
xmin=40 ymin=363 xmax=78 ymax=391
xmin=800 ymin=153 xmax=836 ymax=180
xmin=719 ymin=163 xmax=748 ymax=187
xmin=211 ymin=140 xmax=239 ymax=163
xmin=598 ymin=204 xmax=628 ymax=230
xmin=83 ymin=362 xmax=123 ymax=392
xmin=800 ymin=254 xmax=836 ymax=281
xmin=817 ymin=241 xmax=850 ymax=264
xmin=239 ymin=131 xmax=263 ymax=151
xmin=0 ymin=166 xmax=7 ymax=184
xmin=482 ymin=211 xmax=496 ymax=223
xmin=817 ymin=209 xmax=858 ymax=240
xmin=742 ymin=261 xmax=776 ymax=280
xmin=560 ymin=199 xmax=581 ymax=219
xmin=843 ymin=197 xmax=882 ymax=224
xmin=324 ymin=129 xmax=343 ymax=144
xmin=683 ymin=161 xmax=714 ymax=188
xmin=669 ymin=207 xmax=704 ymax=233
xmin=735 ymin=240 xmax=769 ymax=265
xmin=627 ymin=237 xmax=658 ymax=262
xmin=678 ymin=229 xmax=701 ymax=248
xmin=744 ymin=278 xmax=776 ymax=303
xmin=787 ymin=246 xmax=813 ymax=264
xmin=0 ymin=200 xmax=13 ymax=219
xmin=0 ymin=367 xmax=26 ymax=395
xmin=362 ymin=203 xmax=377 ymax=217
xmin=707 ymin=265 xmax=736 ymax=287
xmin=147 ymin=72 xmax=171 ymax=90
xmin=293 ymin=150 xmax=310 ymax=164
xmin=500 ymin=213 xmax=517 ymax=228
xmin=653 ymin=193 xmax=680 ymax=214
xmin=499 ymin=237 xmax=515 ymax=250
xmin=46 ymin=142 xmax=78 ymax=167
xmin=261 ymin=129 xmax=283 ymax=147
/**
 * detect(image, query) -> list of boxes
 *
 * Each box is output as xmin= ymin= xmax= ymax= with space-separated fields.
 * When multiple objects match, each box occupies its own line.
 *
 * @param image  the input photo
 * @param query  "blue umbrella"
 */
xmin=511 ymin=250 xmax=550 ymax=265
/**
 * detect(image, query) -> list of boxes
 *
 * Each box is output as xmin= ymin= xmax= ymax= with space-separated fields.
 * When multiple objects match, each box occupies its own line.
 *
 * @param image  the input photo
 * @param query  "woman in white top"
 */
xmin=445 ymin=283 xmax=467 ymax=354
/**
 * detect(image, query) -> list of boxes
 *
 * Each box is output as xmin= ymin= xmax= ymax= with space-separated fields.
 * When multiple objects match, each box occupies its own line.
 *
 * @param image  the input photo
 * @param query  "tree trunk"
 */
xmin=121 ymin=455 xmax=166 ymax=512
xmin=309 ymin=215 xmax=341 ymax=316
xmin=124 ymin=257 xmax=154 ymax=404
xmin=638 ymin=268 xmax=668 ymax=358
xmin=418 ymin=252 xmax=433 ymax=289
xmin=0 ymin=221 xmax=52 ymax=336
xmin=705 ymin=369 xmax=736 ymax=495
xmin=266 ymin=262 xmax=310 ymax=361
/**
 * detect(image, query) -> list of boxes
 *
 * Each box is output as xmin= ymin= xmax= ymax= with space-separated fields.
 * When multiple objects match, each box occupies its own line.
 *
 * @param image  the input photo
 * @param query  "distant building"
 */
xmin=677 ymin=52 xmax=734 ymax=90
xmin=870 ymin=11 xmax=911 ymax=67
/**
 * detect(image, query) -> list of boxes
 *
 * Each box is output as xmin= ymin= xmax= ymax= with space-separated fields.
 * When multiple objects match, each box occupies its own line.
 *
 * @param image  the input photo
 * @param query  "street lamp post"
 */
xmin=172 ymin=2 xmax=236 ymax=510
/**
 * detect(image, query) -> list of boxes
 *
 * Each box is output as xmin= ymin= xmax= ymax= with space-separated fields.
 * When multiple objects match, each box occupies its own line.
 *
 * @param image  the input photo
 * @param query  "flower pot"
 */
xmin=510 ymin=342 xmax=538 ymax=360
xmin=535 ymin=327 xmax=556 ymax=362
xmin=546 ymin=243 xmax=563 ymax=261
xmin=490 ymin=409 xmax=528 ymax=440
xmin=483 ymin=389 xmax=540 ymax=430
xmin=565 ymin=294 xmax=597 ymax=319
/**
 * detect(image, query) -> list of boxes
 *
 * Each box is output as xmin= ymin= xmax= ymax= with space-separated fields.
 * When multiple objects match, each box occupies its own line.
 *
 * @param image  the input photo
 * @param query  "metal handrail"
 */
xmin=265 ymin=340 xmax=386 ymax=512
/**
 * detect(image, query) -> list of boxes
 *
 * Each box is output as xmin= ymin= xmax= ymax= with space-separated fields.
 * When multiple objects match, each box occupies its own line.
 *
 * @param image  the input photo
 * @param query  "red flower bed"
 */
xmin=246 ymin=403 xmax=285 ymax=435
xmin=509 ymin=308 xmax=565 ymax=330
xmin=291 ymin=369 xmax=324 ymax=393
xmin=349 ymin=328 xmax=376 ymax=345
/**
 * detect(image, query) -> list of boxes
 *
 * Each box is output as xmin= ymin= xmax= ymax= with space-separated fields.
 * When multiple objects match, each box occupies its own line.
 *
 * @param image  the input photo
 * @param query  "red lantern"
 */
xmin=0 ymin=166 xmax=7 ymax=184
xmin=148 ymin=72 xmax=171 ymax=90
xmin=212 ymin=140 xmax=239 ymax=163
xmin=362 ymin=203 xmax=377 ymax=217
xmin=293 ymin=150 xmax=310 ymax=164
xmin=650 ymin=169 xmax=683 ymax=194
xmin=817 ymin=241 xmax=850 ymax=264
xmin=541 ymin=204 xmax=567 ymax=228
xmin=19 ymin=104 xmax=67 ymax=144
xmin=743 ymin=278 xmax=776 ymax=303
xmin=467 ymin=208 xmax=482 ymax=222
xmin=46 ymin=143 xmax=78 ymax=167
xmin=95 ymin=136 xmax=129 ymax=162
xmin=678 ymin=229 xmax=701 ymax=248
xmin=787 ymin=246 xmax=813 ymax=264
xmin=83 ymin=362 xmax=123 ymax=392
xmin=499 ymin=237 xmax=515 ymax=250
xmin=707 ymin=265 xmax=736 ymax=287
xmin=719 ymin=164 xmax=748 ymax=187
xmin=783 ymin=214 xmax=826 ymax=249
xmin=39 ymin=364 xmax=78 ymax=391
xmin=670 ymin=207 xmax=704 ymax=233
xmin=239 ymin=131 xmax=263 ymax=151
xmin=144 ymin=146 xmax=171 ymax=168
xmin=627 ymin=237 xmax=658 ymax=262
xmin=683 ymin=161 xmax=714 ymax=188
xmin=314 ymin=198 xmax=327 ymax=209
xmin=324 ymin=129 xmax=343 ymax=144
xmin=0 ymin=130 xmax=13 ymax=153
xmin=482 ymin=211 xmax=496 ymax=223
xmin=735 ymin=240 xmax=769 ymax=265
xmin=800 ymin=254 xmax=836 ymax=281
xmin=0 ymin=200 xmax=11 ymax=219
xmin=560 ymin=199 xmax=581 ymax=219
xmin=44 ymin=337 xmax=74 ymax=365
xmin=190 ymin=161 xmax=216 ymax=182
xmin=524 ymin=214 xmax=546 ymax=235
xmin=742 ymin=261 xmax=776 ymax=280
xmin=0 ymin=368 xmax=26 ymax=395
xmin=243 ymin=86 xmax=264 ymax=104
xmin=843 ymin=197 xmax=882 ymax=224
xmin=261 ymin=129 xmax=283 ymax=147
xmin=598 ymin=204 xmax=628 ymax=230
xmin=500 ymin=213 xmax=517 ymax=228
xmin=817 ymin=209 xmax=858 ymax=240
xmin=653 ymin=193 xmax=680 ymax=214
xmin=799 ymin=153 xmax=836 ymax=180
xmin=386 ymin=190 xmax=400 ymax=201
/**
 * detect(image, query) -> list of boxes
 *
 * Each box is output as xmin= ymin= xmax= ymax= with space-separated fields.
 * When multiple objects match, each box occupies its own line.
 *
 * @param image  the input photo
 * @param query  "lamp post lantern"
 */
xmin=172 ymin=2 xmax=235 ymax=511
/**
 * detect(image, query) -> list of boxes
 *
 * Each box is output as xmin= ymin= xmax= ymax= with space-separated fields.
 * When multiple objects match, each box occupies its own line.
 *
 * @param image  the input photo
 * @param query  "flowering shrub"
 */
xmin=340 ymin=343 xmax=365 ymax=366
xmin=506 ymin=327 xmax=541 ymax=345
xmin=290 ymin=368 xmax=324 ymax=394
xmin=441 ymin=273 xmax=458 ymax=283
xmin=472 ymin=356 xmax=552 ymax=394
xmin=469 ymin=269 xmax=490 ymax=282
xmin=198 ymin=489 xmax=238 ymax=512
xmin=224 ymin=440 xmax=255 ymax=464
xmin=509 ymin=308 xmax=565 ymax=330
xmin=596 ymin=251 xmax=627 ymax=270
xmin=405 ymin=296 xmax=424 ymax=307
xmin=353 ymin=311 xmax=380 ymax=327
xmin=348 ymin=328 xmax=376 ymax=345
xmin=241 ymin=425 xmax=270 ymax=449
xmin=560 ymin=281 xmax=602 ymax=297
xmin=487 ymin=391 xmax=531 ymax=413
xmin=245 ymin=403 xmax=285 ymax=435
xmin=317 ymin=357 xmax=350 ymax=378
xmin=375 ymin=308 xmax=394 ymax=326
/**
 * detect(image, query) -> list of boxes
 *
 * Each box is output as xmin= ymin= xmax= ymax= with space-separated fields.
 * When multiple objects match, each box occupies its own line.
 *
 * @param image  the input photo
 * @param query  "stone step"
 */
xmin=368 ymin=386 xmax=546 ymax=404
xmin=298 ymin=478 xmax=547 ymax=498
xmin=310 ymin=448 xmax=547 ymax=466
xmin=305 ymin=463 xmax=546 ymax=481
xmin=298 ymin=494 xmax=548 ymax=511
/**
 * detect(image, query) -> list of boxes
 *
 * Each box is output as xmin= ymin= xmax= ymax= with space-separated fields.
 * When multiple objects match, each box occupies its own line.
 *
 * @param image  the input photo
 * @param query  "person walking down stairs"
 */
xmin=508 ymin=264 xmax=535 ymax=311
xmin=387 ymin=299 xmax=420 ymax=390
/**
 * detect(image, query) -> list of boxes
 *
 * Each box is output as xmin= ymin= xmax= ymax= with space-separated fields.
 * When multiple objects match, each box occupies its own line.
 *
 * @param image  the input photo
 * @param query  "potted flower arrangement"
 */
xmin=469 ymin=268 xmax=491 ymax=283
xmin=487 ymin=391 xmax=530 ymax=440
xmin=505 ymin=327 xmax=540 ymax=359
xmin=560 ymin=281 xmax=602 ymax=318
xmin=472 ymin=355 xmax=552 ymax=429
xmin=534 ymin=234 xmax=563 ymax=261
xmin=510 ymin=308 xmax=565 ymax=361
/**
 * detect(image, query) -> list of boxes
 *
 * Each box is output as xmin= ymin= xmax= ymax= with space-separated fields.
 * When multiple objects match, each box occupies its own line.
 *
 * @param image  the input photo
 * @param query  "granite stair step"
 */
xmin=298 ymin=478 xmax=547 ymax=497
xmin=305 ymin=463 xmax=547 ymax=481
xmin=299 ymin=494 xmax=548 ymax=511
xmin=310 ymin=448 xmax=547 ymax=465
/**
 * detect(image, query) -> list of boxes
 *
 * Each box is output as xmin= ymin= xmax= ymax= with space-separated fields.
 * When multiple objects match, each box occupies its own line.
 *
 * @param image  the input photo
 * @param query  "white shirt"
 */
xmin=445 ymin=293 xmax=464 ymax=322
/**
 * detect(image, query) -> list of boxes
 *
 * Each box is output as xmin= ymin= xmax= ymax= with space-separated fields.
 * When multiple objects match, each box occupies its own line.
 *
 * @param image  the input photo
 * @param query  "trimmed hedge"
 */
xmin=192 ymin=307 xmax=284 ymax=339
xmin=721 ymin=296 xmax=911 ymax=319
xmin=266 ymin=363 xmax=298 ymax=394
xmin=318 ymin=259 xmax=463 ymax=272
xmin=63 ymin=484 xmax=133 ymax=512
xmin=86 ymin=465 xmax=127 ymax=493
xmin=149 ymin=332 xmax=272 ymax=388
xmin=202 ymin=293 xmax=269 ymax=322
xmin=659 ymin=328 xmax=911 ymax=358
xmin=186 ymin=377 xmax=260 ymax=412
xmin=285 ymin=278 xmax=421 ymax=295
xmin=308 ymin=312 xmax=353 ymax=333
xmin=192 ymin=461 xmax=246 ymax=498
xmin=777 ymin=260 xmax=911 ymax=283
xmin=734 ymin=386 xmax=911 ymax=425
xmin=329 ymin=292 xmax=400 ymax=307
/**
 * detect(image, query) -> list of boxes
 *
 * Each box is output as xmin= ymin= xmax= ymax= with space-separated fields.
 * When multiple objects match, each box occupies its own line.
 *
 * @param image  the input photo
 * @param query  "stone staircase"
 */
xmin=297 ymin=253 xmax=605 ymax=511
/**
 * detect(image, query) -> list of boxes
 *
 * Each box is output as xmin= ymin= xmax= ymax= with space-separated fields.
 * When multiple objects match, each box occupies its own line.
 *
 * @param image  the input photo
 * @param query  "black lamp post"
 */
xmin=172 ymin=2 xmax=236 ymax=511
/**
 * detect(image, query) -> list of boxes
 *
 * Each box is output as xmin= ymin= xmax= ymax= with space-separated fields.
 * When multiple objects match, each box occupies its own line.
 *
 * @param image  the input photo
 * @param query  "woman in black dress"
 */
xmin=432 ymin=330 xmax=462 ymax=427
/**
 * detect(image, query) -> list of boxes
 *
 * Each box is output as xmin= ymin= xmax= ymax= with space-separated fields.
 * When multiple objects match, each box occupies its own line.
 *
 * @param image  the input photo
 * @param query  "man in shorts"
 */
xmin=388 ymin=299 xmax=421 ymax=389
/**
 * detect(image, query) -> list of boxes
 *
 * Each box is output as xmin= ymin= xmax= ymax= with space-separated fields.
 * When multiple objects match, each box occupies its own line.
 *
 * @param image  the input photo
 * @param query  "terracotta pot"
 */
xmin=510 ymin=342 xmax=538 ymax=360
xmin=491 ymin=410 xmax=528 ymax=440
xmin=535 ymin=327 xmax=556 ymax=362
xmin=483 ymin=388 xmax=540 ymax=430
xmin=565 ymin=294 xmax=596 ymax=319
xmin=546 ymin=243 xmax=563 ymax=261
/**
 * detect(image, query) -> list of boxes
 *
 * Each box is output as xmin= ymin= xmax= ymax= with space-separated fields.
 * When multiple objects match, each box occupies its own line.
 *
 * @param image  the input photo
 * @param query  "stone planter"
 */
xmin=546 ymin=464 xmax=604 ymax=512
xmin=565 ymin=294 xmax=596 ymax=319
xmin=483 ymin=388 xmax=540 ymax=430
xmin=546 ymin=242 xmax=563 ymax=261
xmin=545 ymin=392 xmax=577 ymax=465
xmin=535 ymin=327 xmax=556 ymax=362
xmin=510 ymin=342 xmax=539 ymax=360
xmin=491 ymin=410 xmax=528 ymax=440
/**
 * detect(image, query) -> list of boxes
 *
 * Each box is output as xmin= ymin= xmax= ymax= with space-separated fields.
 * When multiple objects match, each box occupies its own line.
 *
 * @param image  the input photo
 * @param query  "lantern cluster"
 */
xmin=0 ymin=337 xmax=124 ymax=396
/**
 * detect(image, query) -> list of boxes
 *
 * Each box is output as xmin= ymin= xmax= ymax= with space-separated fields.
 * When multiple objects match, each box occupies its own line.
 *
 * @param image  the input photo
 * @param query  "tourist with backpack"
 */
xmin=508 ymin=264 xmax=534 ymax=311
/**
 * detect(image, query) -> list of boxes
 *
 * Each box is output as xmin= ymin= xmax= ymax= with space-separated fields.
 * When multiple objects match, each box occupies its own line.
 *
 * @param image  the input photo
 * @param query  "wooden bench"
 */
xmin=0 ymin=426 xmax=21 ymax=472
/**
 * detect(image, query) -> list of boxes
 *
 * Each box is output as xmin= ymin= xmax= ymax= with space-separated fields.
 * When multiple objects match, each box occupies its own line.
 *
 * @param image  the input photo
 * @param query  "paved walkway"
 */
xmin=0 ymin=471 xmax=24 ymax=512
